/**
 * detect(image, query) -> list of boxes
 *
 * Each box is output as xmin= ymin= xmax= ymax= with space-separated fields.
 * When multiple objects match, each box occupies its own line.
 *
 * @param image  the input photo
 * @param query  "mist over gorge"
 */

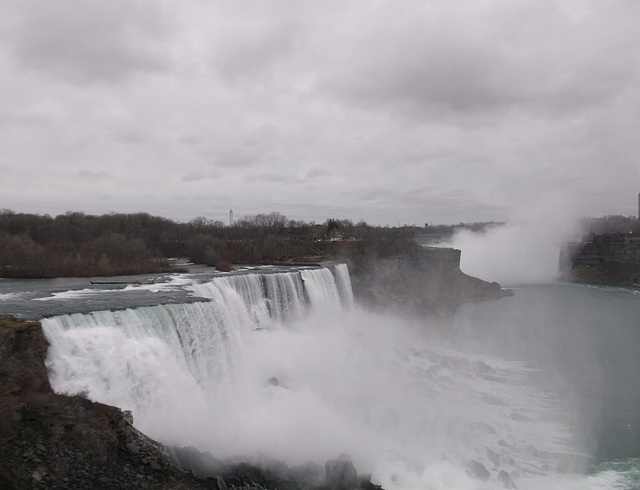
xmin=1 ymin=210 xmax=640 ymax=489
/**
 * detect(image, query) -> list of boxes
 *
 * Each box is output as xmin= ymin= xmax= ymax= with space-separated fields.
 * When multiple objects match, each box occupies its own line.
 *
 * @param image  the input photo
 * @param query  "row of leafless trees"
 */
xmin=0 ymin=209 xmax=420 ymax=277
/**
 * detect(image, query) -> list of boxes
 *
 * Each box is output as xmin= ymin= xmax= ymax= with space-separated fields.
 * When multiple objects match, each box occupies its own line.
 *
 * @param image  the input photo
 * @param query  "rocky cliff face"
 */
xmin=347 ymin=246 xmax=511 ymax=319
xmin=0 ymin=315 xmax=220 ymax=489
xmin=564 ymin=234 xmax=640 ymax=285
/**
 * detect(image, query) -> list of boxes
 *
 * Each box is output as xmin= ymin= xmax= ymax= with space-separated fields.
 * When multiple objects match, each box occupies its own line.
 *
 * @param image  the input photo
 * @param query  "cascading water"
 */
xmin=333 ymin=263 xmax=355 ymax=309
xmin=40 ymin=265 xmax=615 ymax=489
xmin=42 ymin=268 xmax=357 ymax=459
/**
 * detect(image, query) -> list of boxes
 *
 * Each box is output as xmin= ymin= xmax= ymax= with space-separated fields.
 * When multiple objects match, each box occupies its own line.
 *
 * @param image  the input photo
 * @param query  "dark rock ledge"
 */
xmin=347 ymin=247 xmax=512 ymax=319
xmin=0 ymin=314 xmax=382 ymax=490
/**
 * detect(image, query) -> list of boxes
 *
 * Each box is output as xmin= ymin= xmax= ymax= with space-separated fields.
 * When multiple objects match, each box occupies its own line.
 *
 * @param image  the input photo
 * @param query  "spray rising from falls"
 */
xmin=43 ymin=267 xmax=355 ymax=453
xmin=42 ymin=264 xmax=590 ymax=489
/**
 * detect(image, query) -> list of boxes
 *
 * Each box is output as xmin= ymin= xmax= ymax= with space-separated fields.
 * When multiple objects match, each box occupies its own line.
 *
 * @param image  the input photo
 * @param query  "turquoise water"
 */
xmin=453 ymin=283 xmax=640 ymax=484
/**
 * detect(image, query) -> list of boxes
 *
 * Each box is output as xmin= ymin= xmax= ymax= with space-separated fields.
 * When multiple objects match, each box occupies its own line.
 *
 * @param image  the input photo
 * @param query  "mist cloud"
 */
xmin=452 ymin=195 xmax=583 ymax=285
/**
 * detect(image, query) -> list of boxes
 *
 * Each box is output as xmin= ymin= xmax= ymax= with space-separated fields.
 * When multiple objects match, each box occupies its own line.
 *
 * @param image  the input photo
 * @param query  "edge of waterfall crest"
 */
xmin=41 ymin=265 xmax=351 ymax=397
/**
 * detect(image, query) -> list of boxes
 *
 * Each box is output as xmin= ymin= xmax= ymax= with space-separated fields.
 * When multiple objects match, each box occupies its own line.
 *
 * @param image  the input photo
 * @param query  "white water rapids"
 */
xmin=40 ymin=265 xmax=628 ymax=489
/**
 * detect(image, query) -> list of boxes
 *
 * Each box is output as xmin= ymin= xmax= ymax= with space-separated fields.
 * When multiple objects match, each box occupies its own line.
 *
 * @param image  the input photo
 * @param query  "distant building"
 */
xmin=328 ymin=228 xmax=343 ymax=241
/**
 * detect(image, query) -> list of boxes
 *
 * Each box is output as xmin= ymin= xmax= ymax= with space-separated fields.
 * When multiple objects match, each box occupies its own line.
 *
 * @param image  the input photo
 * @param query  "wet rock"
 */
xmin=498 ymin=470 xmax=518 ymax=489
xmin=325 ymin=454 xmax=358 ymax=490
xmin=472 ymin=422 xmax=498 ymax=436
xmin=289 ymin=460 xmax=324 ymax=487
xmin=167 ymin=445 xmax=224 ymax=477
xmin=510 ymin=411 xmax=531 ymax=422
xmin=358 ymin=474 xmax=384 ymax=489
xmin=215 ymin=475 xmax=228 ymax=490
xmin=486 ymin=448 xmax=500 ymax=467
xmin=127 ymin=442 xmax=141 ymax=454
xmin=467 ymin=460 xmax=491 ymax=481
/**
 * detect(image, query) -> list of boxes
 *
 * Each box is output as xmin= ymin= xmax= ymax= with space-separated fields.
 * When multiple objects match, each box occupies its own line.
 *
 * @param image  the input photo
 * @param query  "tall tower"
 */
xmin=638 ymin=194 xmax=640 ymax=220
xmin=229 ymin=209 xmax=234 ymax=226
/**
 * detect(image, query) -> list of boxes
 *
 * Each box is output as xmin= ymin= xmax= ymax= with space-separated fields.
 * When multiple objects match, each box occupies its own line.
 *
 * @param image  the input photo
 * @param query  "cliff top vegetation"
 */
xmin=0 ymin=209 xmax=427 ymax=278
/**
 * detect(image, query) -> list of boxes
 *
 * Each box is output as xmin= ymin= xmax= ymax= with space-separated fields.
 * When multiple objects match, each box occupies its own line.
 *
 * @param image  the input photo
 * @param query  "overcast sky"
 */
xmin=1 ymin=1 xmax=639 ymax=226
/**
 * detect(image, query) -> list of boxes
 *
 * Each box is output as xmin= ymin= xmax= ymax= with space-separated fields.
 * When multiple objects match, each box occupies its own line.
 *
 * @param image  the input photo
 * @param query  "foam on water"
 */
xmin=0 ymin=291 xmax=25 ymax=300
xmin=35 ymin=288 xmax=113 ymax=301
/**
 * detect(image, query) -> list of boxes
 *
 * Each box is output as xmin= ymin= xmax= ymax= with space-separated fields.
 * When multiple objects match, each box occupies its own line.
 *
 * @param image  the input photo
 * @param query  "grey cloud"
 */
xmin=75 ymin=170 xmax=111 ymax=180
xmin=3 ymin=0 xmax=175 ymax=84
xmin=200 ymin=2 xmax=320 ymax=85
xmin=304 ymin=166 xmax=330 ymax=179
xmin=114 ymin=131 xmax=150 ymax=145
xmin=182 ymin=169 xmax=221 ymax=183
xmin=319 ymin=2 xmax=640 ymax=121
xmin=177 ymin=135 xmax=202 ymax=147
xmin=0 ymin=113 xmax=50 ymax=130
xmin=206 ymin=124 xmax=283 ymax=168
xmin=244 ymin=172 xmax=302 ymax=185
xmin=353 ymin=186 xmax=399 ymax=203
xmin=1 ymin=1 xmax=639 ymax=226
xmin=212 ymin=20 xmax=298 ymax=84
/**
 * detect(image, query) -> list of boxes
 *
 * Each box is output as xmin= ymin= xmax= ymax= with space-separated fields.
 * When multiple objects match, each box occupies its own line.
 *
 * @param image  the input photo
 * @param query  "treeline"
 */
xmin=580 ymin=215 xmax=640 ymax=236
xmin=422 ymin=221 xmax=504 ymax=235
xmin=0 ymin=210 xmax=419 ymax=278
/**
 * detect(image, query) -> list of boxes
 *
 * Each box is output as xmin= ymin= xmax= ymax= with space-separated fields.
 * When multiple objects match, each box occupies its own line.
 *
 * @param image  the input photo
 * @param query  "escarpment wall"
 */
xmin=348 ymin=246 xmax=509 ymax=319
xmin=564 ymin=235 xmax=640 ymax=285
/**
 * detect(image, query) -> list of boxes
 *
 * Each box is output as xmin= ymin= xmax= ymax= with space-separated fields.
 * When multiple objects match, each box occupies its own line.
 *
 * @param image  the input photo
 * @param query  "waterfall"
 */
xmin=333 ymin=263 xmax=354 ymax=309
xmin=300 ymin=267 xmax=341 ymax=308
xmin=40 ymin=265 xmax=587 ymax=488
xmin=212 ymin=271 xmax=306 ymax=323
xmin=41 ymin=266 xmax=349 ymax=451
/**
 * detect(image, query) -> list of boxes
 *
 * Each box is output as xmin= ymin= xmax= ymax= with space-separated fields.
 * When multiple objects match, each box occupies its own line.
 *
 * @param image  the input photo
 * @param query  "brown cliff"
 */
xmin=346 ymin=246 xmax=511 ymax=319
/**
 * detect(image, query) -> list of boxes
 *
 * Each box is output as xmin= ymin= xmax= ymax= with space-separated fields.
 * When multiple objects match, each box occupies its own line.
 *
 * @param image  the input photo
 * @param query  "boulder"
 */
xmin=467 ymin=460 xmax=491 ymax=481
xmin=325 ymin=454 xmax=358 ymax=490
xmin=498 ymin=470 xmax=518 ymax=489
